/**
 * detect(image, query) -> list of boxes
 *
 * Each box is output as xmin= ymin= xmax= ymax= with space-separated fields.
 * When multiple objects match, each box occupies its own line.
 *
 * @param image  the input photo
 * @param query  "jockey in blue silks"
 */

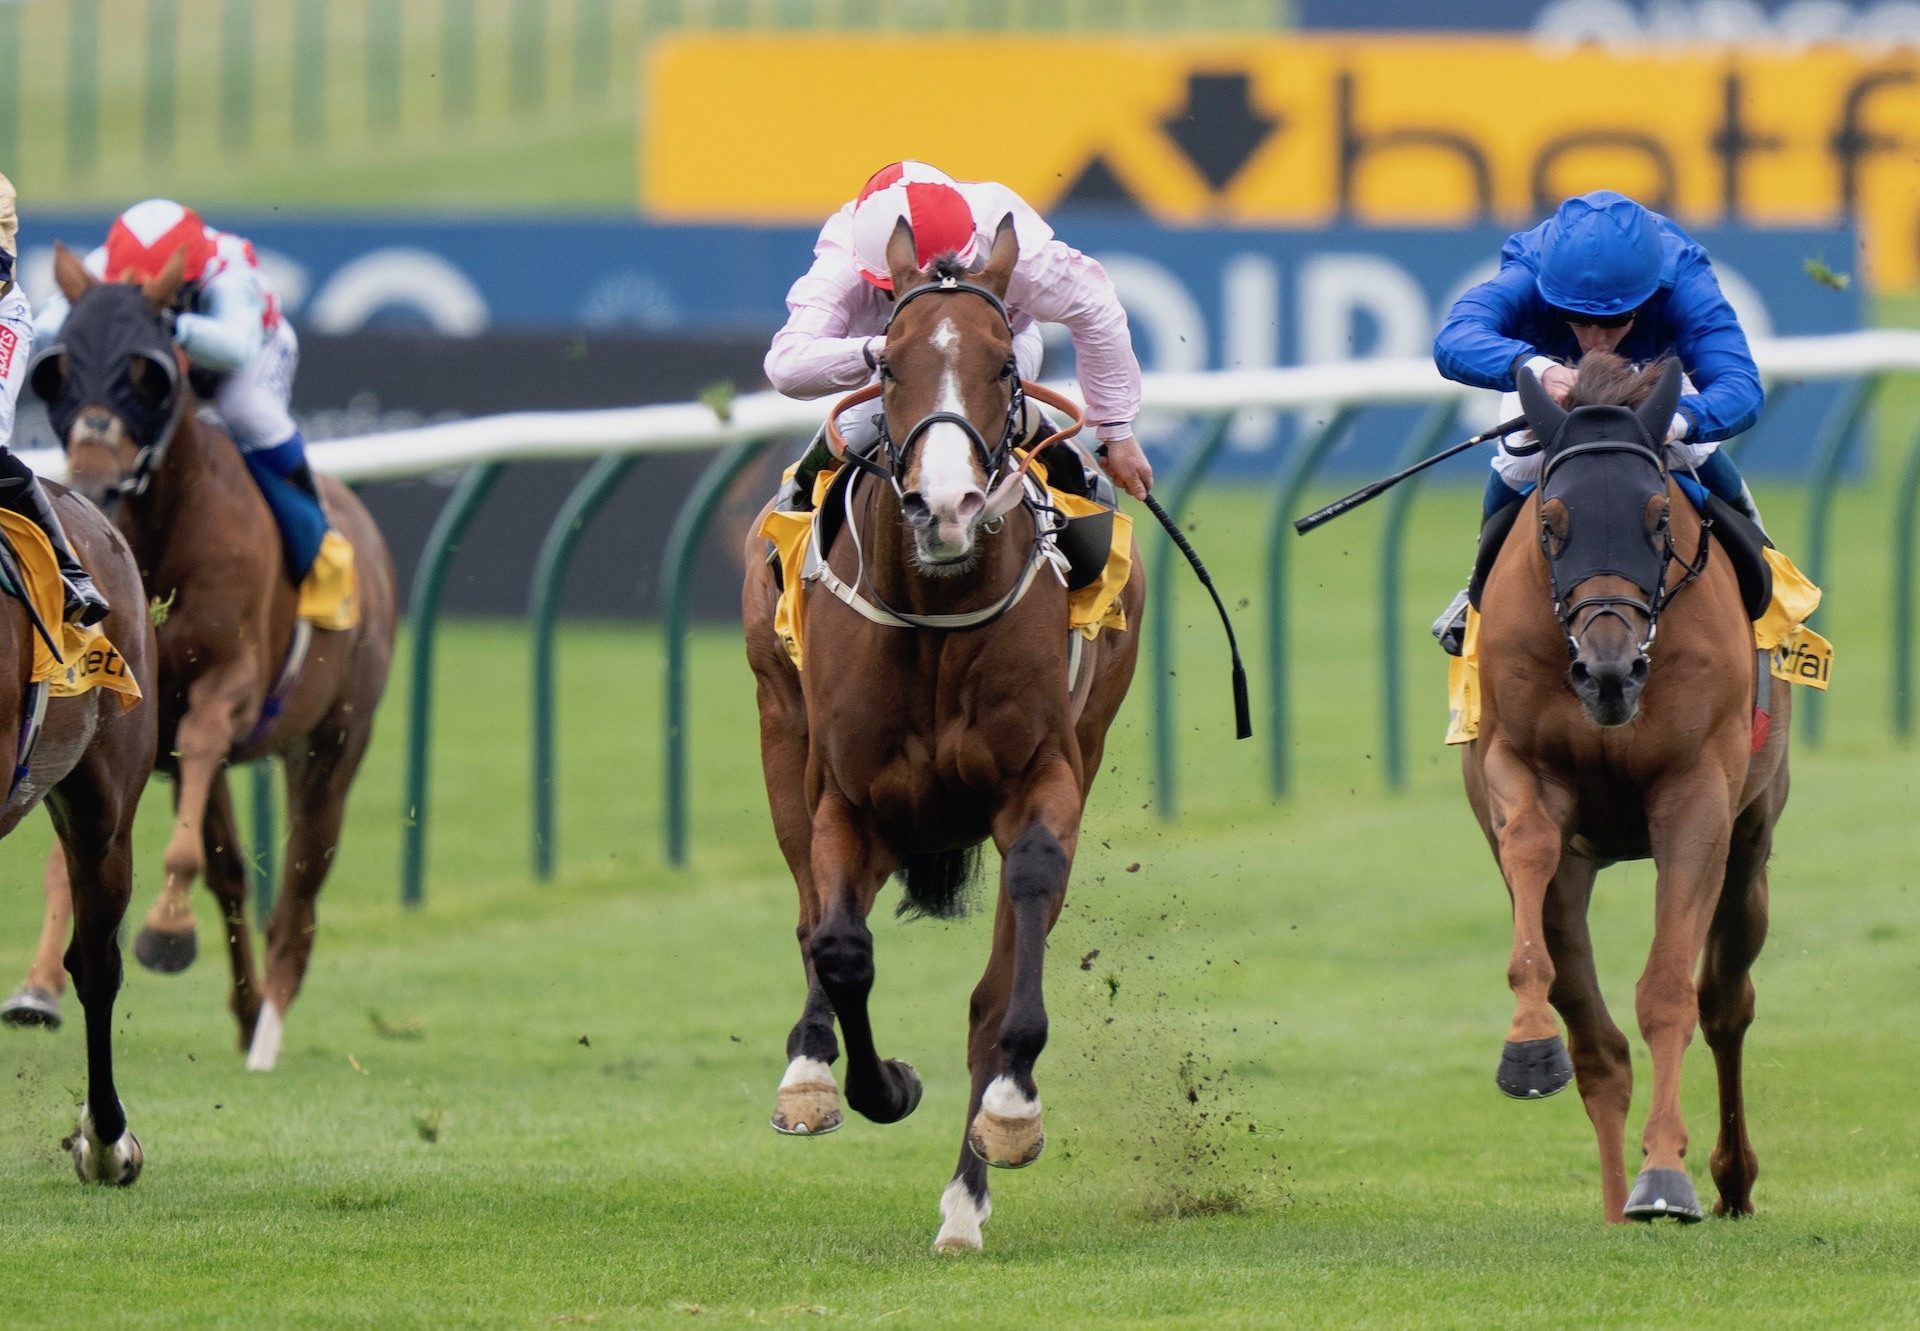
xmin=1430 ymin=190 xmax=1767 ymax=655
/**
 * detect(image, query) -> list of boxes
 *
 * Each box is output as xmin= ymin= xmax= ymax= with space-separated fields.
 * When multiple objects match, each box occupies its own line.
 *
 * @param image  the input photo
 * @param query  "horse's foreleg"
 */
xmin=807 ymin=793 xmax=918 ymax=1125
xmin=965 ymin=760 xmax=1080 ymax=1174
xmin=1484 ymin=743 xmax=1573 ymax=1100
xmin=1 ymin=849 xmax=74 ymax=1027
xmin=138 ymin=668 xmax=251 ymax=974
xmin=198 ymin=771 xmax=264 ymax=1053
xmin=1699 ymin=806 xmax=1772 ymax=1218
xmin=1628 ymin=772 xmax=1735 ymax=1223
xmin=55 ymin=819 xmax=142 ymax=1185
xmin=935 ymin=892 xmax=1015 ymax=1253
xmin=1542 ymin=857 xmax=1633 ymax=1222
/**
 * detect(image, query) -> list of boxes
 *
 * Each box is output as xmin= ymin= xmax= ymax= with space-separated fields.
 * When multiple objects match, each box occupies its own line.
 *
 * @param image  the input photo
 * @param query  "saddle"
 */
xmin=1467 ymin=481 xmax=1772 ymax=623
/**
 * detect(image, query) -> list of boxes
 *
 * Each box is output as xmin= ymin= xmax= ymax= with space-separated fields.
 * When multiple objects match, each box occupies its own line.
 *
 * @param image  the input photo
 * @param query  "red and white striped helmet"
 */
xmin=104 ymin=199 xmax=216 ymax=284
xmin=852 ymin=164 xmax=979 ymax=292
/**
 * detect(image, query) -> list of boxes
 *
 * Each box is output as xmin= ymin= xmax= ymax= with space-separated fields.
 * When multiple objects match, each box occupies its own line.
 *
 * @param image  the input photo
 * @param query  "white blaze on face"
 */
xmin=913 ymin=317 xmax=985 ymax=559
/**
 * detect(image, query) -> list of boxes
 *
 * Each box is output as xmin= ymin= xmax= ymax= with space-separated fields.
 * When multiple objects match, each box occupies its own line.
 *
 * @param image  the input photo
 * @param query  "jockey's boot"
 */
xmin=1432 ymin=588 xmax=1471 ymax=657
xmin=1732 ymin=480 xmax=1768 ymax=539
xmin=3 ymin=468 xmax=109 ymax=627
xmin=775 ymin=424 xmax=836 ymax=514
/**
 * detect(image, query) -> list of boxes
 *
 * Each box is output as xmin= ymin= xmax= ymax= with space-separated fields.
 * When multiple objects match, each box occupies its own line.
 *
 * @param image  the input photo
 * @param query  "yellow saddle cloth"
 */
xmin=297 ymin=529 xmax=359 ymax=631
xmin=761 ymin=455 xmax=1133 ymax=671
xmin=0 ymin=511 xmax=141 ymax=709
xmin=1445 ymin=545 xmax=1832 ymax=746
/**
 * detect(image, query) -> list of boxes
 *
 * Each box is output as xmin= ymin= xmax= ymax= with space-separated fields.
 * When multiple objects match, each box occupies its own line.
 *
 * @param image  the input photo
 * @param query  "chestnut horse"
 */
xmin=1465 ymin=354 xmax=1789 ymax=1223
xmin=0 ymin=475 xmax=157 ymax=1180
xmin=742 ymin=219 xmax=1144 ymax=1252
xmin=10 ymin=246 xmax=398 ymax=1070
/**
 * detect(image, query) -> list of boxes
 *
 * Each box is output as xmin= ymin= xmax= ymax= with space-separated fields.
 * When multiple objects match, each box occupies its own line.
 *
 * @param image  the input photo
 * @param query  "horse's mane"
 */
xmin=1566 ymin=351 xmax=1670 ymax=410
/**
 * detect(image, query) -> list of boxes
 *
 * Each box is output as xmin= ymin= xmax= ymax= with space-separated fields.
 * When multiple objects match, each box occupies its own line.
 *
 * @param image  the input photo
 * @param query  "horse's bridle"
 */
xmin=35 ymin=339 xmax=187 ymax=508
xmin=1539 ymin=436 xmax=1714 ymax=658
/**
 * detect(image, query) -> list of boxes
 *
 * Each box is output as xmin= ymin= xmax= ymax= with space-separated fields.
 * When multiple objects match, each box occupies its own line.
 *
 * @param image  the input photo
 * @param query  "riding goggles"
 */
xmin=1552 ymin=304 xmax=1639 ymax=330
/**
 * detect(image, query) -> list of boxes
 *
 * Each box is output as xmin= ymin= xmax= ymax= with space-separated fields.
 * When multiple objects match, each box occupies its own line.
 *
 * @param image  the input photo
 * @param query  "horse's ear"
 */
xmin=885 ymin=218 xmax=922 ymax=296
xmin=1635 ymin=358 xmax=1684 ymax=445
xmin=53 ymin=241 xmax=96 ymax=303
xmin=142 ymin=247 xmax=187 ymax=312
xmin=975 ymin=213 xmax=1018 ymax=300
xmin=1516 ymin=363 xmax=1567 ymax=446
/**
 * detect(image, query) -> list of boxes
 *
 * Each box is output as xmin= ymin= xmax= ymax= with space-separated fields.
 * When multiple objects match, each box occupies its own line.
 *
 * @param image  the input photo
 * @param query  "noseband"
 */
xmin=1539 ymin=436 xmax=1713 ymax=658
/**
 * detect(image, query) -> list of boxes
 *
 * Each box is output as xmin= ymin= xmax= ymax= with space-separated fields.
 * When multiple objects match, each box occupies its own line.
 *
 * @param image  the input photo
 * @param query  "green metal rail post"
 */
xmin=1891 ymin=420 xmax=1920 ymax=739
xmin=1147 ymin=412 xmax=1236 ymax=821
xmin=219 ymin=0 xmax=253 ymax=152
xmin=662 ymin=441 xmax=771 ymax=867
xmin=250 ymin=761 xmax=276 ymax=921
xmin=443 ymin=0 xmax=477 ymax=127
xmin=1264 ymin=407 xmax=1359 ymax=798
xmin=67 ymin=0 xmax=99 ymax=177
xmin=292 ymin=0 xmax=326 ymax=145
xmin=1378 ymin=402 xmax=1460 ymax=791
xmin=530 ymin=454 xmax=640 ymax=880
xmin=1800 ymin=376 xmax=1880 ymax=748
xmin=367 ymin=0 xmax=402 ymax=131
xmin=401 ymin=462 xmax=504 ymax=907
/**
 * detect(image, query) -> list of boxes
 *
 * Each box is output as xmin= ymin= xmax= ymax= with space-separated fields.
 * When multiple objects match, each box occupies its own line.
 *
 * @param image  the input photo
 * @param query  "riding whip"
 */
xmin=1141 ymin=491 xmax=1252 ymax=741
xmin=1292 ymin=414 xmax=1527 ymax=535
xmin=0 ymin=534 xmax=65 ymax=665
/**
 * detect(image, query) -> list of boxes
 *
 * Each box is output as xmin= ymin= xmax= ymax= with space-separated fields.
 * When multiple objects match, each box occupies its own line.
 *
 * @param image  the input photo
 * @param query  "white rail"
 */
xmin=22 ymin=330 xmax=1920 ymax=482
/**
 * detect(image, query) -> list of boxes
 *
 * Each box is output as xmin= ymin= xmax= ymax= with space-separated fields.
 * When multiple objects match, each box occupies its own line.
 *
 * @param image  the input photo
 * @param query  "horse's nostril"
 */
xmin=80 ymin=409 xmax=113 ymax=435
xmin=900 ymin=492 xmax=933 ymax=527
xmin=1569 ymin=661 xmax=1591 ymax=686
xmin=955 ymin=490 xmax=985 ymax=524
xmin=1630 ymin=656 xmax=1650 ymax=684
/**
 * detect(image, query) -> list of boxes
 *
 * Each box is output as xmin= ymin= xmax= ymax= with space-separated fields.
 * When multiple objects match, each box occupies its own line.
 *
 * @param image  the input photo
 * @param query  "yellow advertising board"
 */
xmin=645 ymin=35 xmax=1920 ymax=288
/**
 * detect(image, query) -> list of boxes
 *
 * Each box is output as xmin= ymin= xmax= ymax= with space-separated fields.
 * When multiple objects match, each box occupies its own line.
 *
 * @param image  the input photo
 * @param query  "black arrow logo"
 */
xmin=1160 ymin=71 xmax=1278 ymax=194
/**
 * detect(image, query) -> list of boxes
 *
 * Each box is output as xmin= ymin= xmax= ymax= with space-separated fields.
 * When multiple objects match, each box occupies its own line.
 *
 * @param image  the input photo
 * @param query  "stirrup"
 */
xmin=62 ymin=574 xmax=110 ymax=628
xmin=1432 ymin=587 xmax=1470 ymax=657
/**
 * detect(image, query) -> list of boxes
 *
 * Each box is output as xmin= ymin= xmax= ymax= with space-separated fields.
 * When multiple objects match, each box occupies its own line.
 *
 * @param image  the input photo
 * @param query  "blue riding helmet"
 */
xmin=1534 ymin=191 xmax=1663 ymax=318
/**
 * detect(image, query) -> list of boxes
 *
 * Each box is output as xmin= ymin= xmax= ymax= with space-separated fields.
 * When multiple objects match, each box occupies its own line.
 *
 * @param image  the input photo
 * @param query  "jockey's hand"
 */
xmin=1099 ymin=434 xmax=1153 ymax=500
xmin=1540 ymin=363 xmax=1578 ymax=407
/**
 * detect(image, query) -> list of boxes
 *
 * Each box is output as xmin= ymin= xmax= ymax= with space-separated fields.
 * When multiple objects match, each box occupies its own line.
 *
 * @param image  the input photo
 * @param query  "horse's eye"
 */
xmin=29 ymin=350 xmax=68 ymax=403
xmin=998 ymin=360 xmax=1016 ymax=381
xmin=876 ymin=359 xmax=894 ymax=382
xmin=128 ymin=356 xmax=172 ymax=410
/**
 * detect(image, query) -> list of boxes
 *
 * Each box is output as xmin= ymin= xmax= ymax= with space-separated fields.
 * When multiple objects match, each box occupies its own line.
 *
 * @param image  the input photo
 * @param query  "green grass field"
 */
xmin=1 ymin=467 xmax=1916 ymax=1327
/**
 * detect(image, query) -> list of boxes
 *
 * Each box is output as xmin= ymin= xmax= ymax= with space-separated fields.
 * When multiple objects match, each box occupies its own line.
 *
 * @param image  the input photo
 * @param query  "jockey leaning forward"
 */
xmin=0 ymin=172 xmax=108 ymax=625
xmin=766 ymin=160 xmax=1153 ymax=508
xmin=1430 ymin=189 xmax=1767 ymax=656
xmin=34 ymin=199 xmax=332 ymax=586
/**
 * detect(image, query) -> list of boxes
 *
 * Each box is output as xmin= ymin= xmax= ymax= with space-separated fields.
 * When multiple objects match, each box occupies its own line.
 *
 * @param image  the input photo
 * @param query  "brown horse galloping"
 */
xmin=743 ymin=219 xmax=1144 ymax=1252
xmin=9 ymin=245 xmax=398 ymax=1070
xmin=0 ymin=477 xmax=158 ymax=1180
xmin=1465 ymin=353 xmax=1789 ymax=1223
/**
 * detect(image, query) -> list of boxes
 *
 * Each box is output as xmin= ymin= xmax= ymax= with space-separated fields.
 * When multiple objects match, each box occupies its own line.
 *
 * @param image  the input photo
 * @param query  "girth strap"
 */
xmin=237 ymin=619 xmax=312 ymax=754
xmin=2 ymin=681 xmax=49 ymax=814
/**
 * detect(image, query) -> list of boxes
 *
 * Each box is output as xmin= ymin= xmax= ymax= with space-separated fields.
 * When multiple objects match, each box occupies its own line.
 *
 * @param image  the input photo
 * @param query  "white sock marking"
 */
xmin=934 ymin=1178 xmax=992 ymax=1251
xmin=780 ymin=1055 xmax=834 ymax=1088
xmin=245 ymin=1001 xmax=284 ymax=1072
xmin=980 ymin=1075 xmax=1040 ymax=1120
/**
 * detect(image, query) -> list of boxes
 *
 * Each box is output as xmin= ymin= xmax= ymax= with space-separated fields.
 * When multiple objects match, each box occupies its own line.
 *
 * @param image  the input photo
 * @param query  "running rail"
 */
xmin=23 ymin=331 xmax=1918 ymax=905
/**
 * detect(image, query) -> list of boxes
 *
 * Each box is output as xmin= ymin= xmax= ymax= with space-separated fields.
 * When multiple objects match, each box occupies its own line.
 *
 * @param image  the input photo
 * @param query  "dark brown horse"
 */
xmin=9 ymin=245 xmax=398 ymax=1070
xmin=1465 ymin=353 xmax=1789 ymax=1223
xmin=0 ymin=475 xmax=158 ymax=1180
xmin=742 ymin=219 xmax=1144 ymax=1252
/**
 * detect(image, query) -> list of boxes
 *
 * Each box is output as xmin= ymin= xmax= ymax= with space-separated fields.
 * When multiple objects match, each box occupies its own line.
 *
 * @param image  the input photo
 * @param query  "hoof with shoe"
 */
xmin=772 ymin=1061 xmax=843 ymax=1137
xmin=1625 ymin=1167 xmax=1703 ymax=1223
xmin=1496 ymin=1035 xmax=1573 ymax=1100
xmin=967 ymin=1077 xmax=1046 ymax=1169
xmin=847 ymin=1058 xmax=922 ymax=1125
xmin=0 ymin=984 xmax=61 ymax=1028
xmin=132 ymin=924 xmax=198 ymax=975
xmin=70 ymin=1105 xmax=143 ymax=1187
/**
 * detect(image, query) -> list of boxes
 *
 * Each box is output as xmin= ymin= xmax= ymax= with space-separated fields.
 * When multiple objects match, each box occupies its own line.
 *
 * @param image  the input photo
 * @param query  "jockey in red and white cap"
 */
xmin=766 ymin=161 xmax=1152 ymax=504
xmin=36 ymin=199 xmax=314 ymax=502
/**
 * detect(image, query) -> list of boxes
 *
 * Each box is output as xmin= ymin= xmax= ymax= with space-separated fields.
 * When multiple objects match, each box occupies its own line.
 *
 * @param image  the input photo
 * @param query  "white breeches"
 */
xmin=212 ymin=320 xmax=299 ymax=453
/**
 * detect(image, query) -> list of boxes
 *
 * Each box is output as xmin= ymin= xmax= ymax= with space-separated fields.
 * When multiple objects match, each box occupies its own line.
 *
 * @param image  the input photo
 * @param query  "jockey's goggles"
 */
xmin=1553 ymin=304 xmax=1639 ymax=329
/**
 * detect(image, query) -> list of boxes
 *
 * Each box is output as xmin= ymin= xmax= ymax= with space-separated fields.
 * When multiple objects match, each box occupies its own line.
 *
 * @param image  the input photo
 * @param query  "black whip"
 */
xmin=1141 ymin=491 xmax=1251 ymax=741
xmin=1293 ymin=413 xmax=1527 ymax=535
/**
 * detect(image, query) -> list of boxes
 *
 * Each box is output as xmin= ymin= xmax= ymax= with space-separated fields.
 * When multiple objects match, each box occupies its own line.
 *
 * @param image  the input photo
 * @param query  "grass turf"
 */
xmin=0 ymin=469 xmax=1917 ymax=1327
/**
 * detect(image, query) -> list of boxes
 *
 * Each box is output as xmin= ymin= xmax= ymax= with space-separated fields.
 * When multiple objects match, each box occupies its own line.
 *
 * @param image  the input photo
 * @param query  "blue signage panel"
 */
xmin=20 ymin=213 xmax=1860 ymax=475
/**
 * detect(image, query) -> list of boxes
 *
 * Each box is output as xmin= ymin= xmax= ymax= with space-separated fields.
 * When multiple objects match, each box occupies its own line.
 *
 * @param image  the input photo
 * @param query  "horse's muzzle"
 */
xmin=1568 ymin=653 xmax=1650 ymax=728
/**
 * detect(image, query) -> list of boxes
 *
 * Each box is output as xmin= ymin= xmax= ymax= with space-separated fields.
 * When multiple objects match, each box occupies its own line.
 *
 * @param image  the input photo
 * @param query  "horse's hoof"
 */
xmin=967 ymin=1076 xmax=1046 ymax=1169
xmin=772 ymin=1059 xmax=843 ymax=1136
xmin=1625 ymin=1168 xmax=1703 ymax=1223
xmin=133 ymin=925 xmax=197 ymax=975
xmin=932 ymin=1179 xmax=991 ymax=1253
xmin=0 ymin=985 xmax=61 ymax=1029
xmin=70 ymin=1105 xmax=143 ymax=1187
xmin=1496 ymin=1035 xmax=1573 ymax=1100
xmin=848 ymin=1058 xmax=923 ymax=1124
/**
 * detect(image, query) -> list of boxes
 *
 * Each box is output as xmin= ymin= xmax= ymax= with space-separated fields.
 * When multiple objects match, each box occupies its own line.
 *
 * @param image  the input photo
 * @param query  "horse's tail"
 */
xmin=895 ymin=845 xmax=983 ymax=921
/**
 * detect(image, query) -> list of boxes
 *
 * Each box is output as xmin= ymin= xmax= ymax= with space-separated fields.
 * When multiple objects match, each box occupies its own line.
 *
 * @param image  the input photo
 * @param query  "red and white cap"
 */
xmin=104 ymin=199 xmax=216 ymax=284
xmin=852 ymin=165 xmax=979 ymax=292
